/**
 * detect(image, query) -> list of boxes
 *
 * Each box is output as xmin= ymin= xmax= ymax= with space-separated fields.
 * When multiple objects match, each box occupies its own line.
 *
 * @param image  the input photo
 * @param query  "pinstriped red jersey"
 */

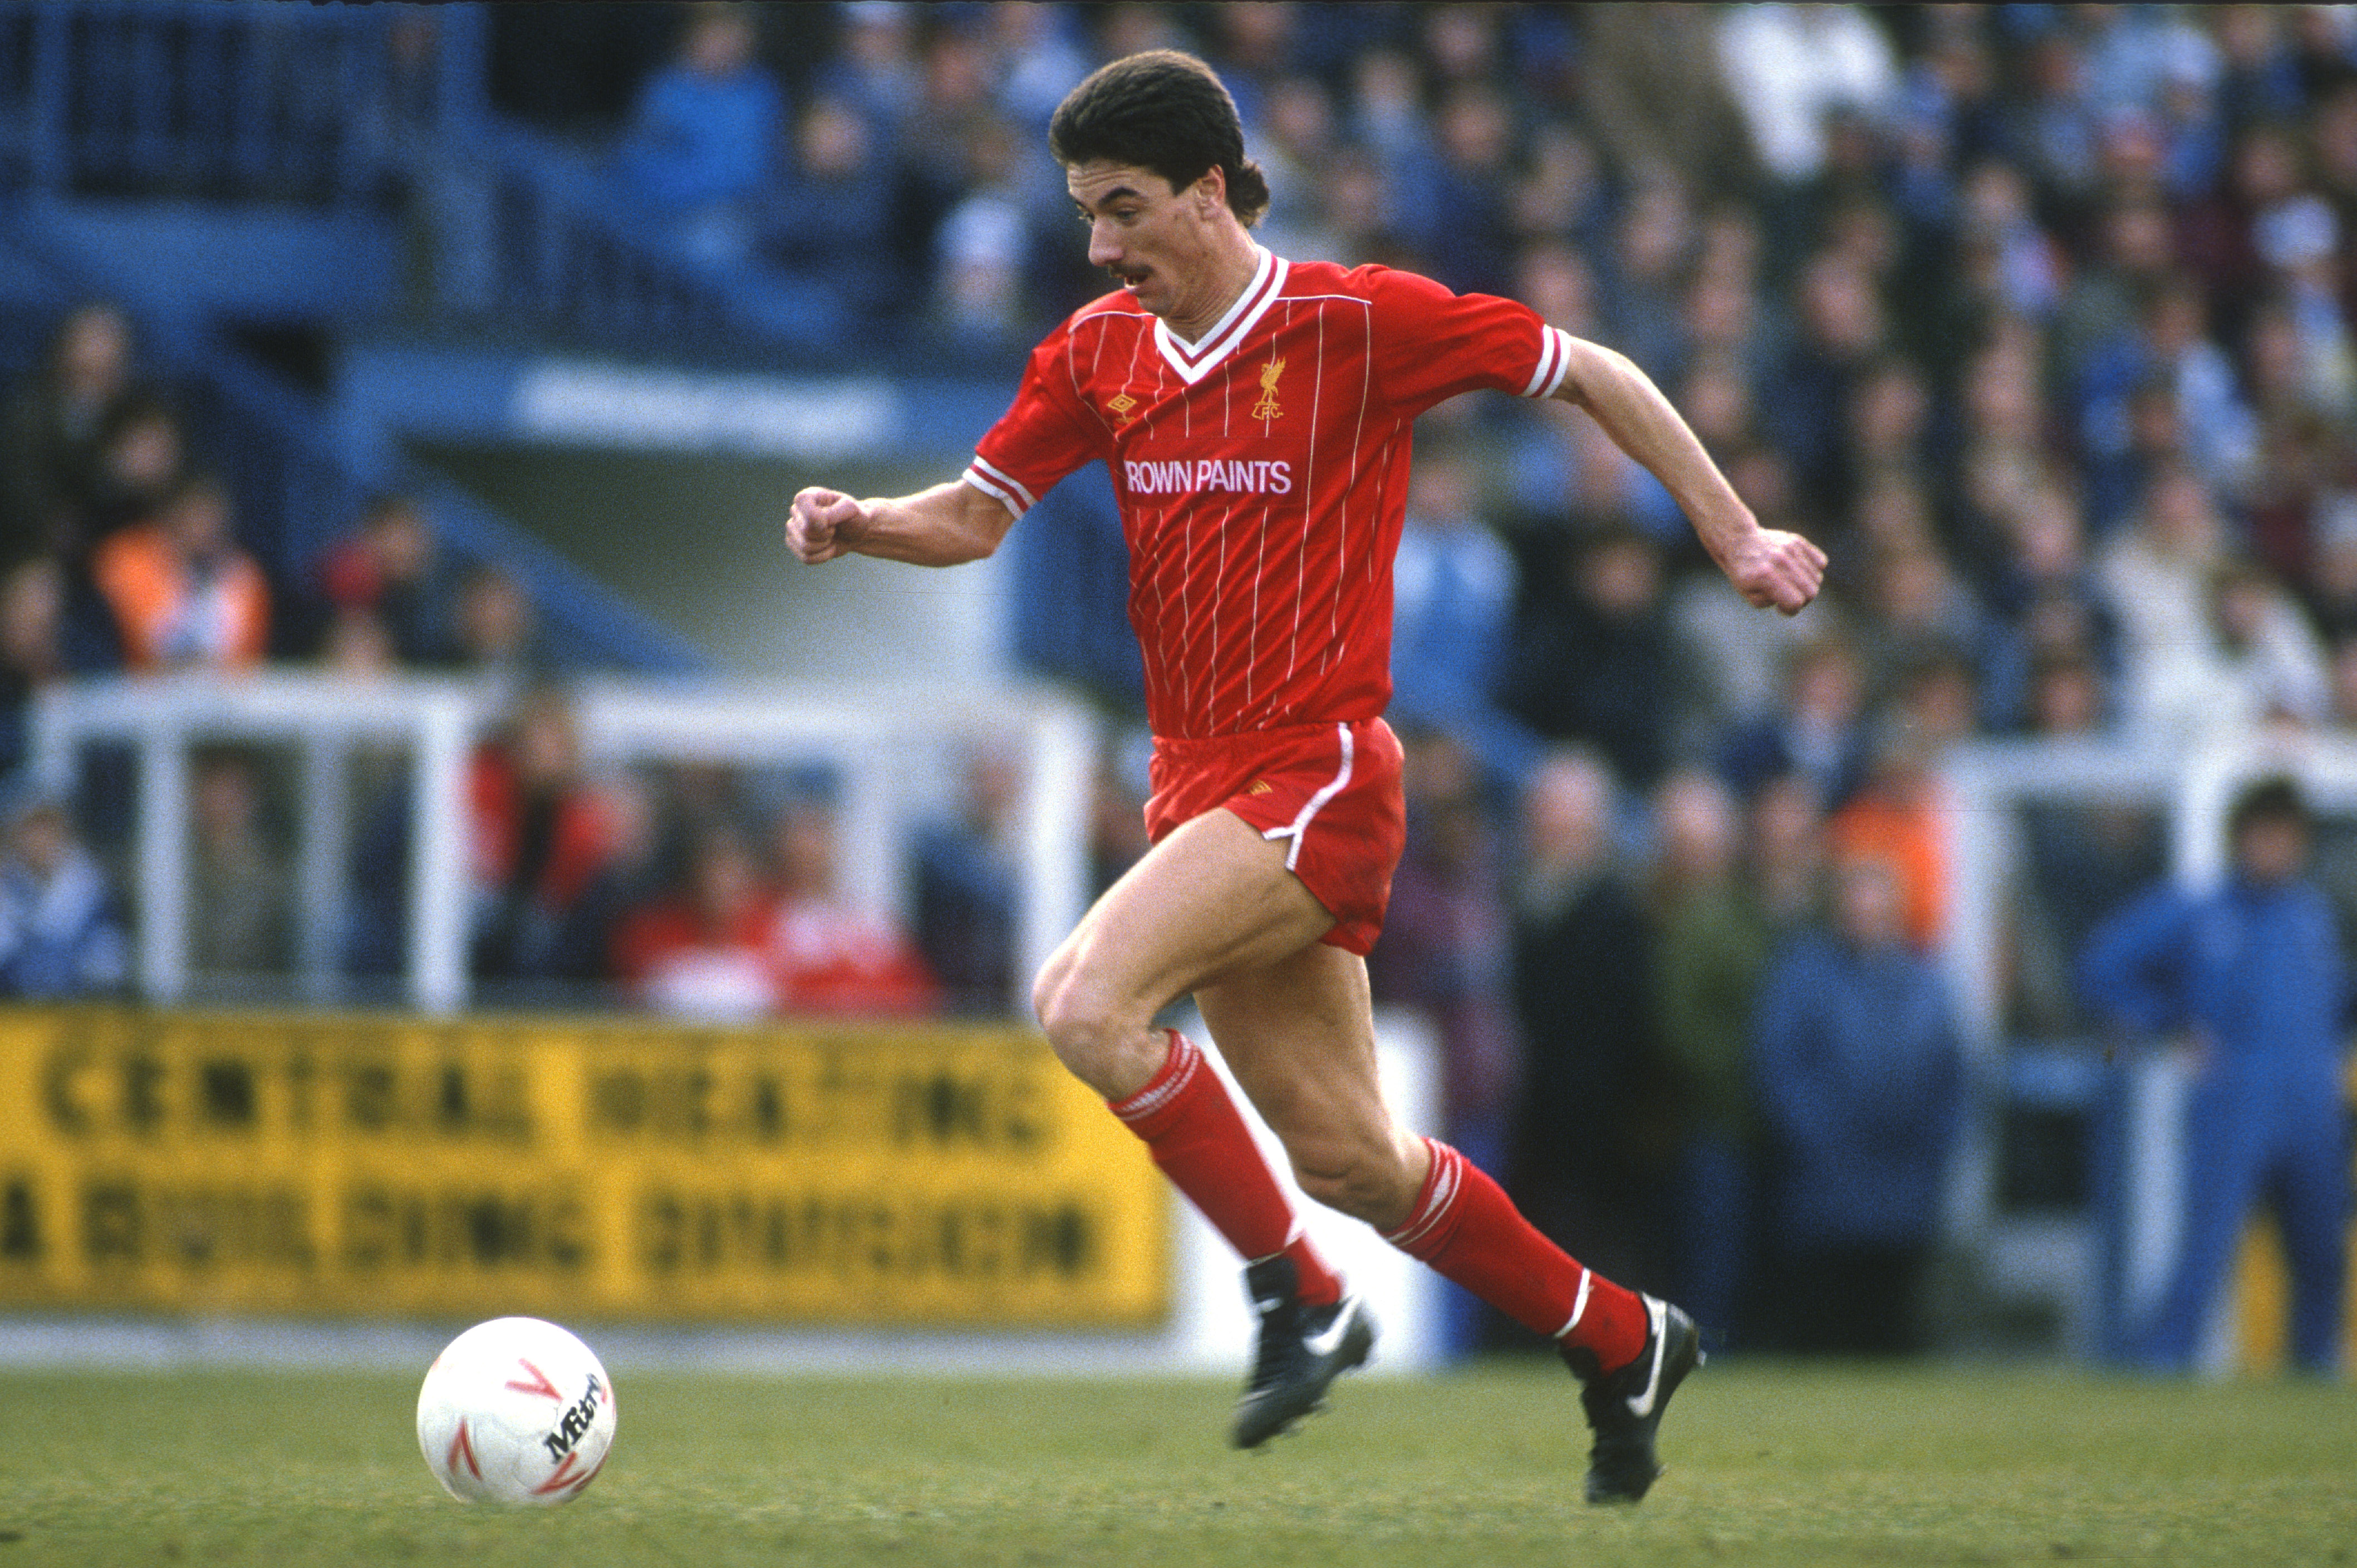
xmin=964 ymin=246 xmax=1577 ymax=740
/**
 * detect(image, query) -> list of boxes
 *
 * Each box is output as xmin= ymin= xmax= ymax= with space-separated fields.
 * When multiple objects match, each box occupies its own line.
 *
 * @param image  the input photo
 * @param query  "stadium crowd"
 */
xmin=6 ymin=2 xmax=2357 ymax=1352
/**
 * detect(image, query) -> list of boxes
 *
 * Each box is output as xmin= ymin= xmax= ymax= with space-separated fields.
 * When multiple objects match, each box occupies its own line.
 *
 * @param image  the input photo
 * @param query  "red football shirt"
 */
xmin=965 ymin=247 xmax=1575 ymax=740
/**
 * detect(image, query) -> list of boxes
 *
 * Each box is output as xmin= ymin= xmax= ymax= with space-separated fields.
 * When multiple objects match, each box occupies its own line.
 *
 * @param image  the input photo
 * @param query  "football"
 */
xmin=415 ymin=1316 xmax=617 ymax=1506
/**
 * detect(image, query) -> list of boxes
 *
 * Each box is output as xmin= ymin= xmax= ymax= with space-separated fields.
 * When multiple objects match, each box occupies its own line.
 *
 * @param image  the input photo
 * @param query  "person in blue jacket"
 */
xmin=2078 ymin=775 xmax=2350 ymax=1374
xmin=1752 ymin=853 xmax=1966 ymax=1353
xmin=615 ymin=4 xmax=785 ymax=265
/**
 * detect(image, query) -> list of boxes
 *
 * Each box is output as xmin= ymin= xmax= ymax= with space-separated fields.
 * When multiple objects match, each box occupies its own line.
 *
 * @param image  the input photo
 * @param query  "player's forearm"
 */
xmin=843 ymin=481 xmax=1013 ymax=566
xmin=1554 ymin=340 xmax=1756 ymax=566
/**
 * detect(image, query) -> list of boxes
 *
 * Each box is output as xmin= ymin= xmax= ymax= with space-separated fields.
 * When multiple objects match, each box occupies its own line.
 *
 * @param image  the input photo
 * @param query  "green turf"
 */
xmin=1 ymin=1360 xmax=2353 ymax=1566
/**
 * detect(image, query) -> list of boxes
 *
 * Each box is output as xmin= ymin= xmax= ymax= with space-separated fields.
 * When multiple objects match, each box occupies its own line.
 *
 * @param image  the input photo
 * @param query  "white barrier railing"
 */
xmin=31 ymin=672 xmax=1099 ymax=1016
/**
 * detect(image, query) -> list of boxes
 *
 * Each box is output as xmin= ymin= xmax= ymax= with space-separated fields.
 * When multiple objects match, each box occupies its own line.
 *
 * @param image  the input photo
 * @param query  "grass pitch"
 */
xmin=1 ymin=1360 xmax=2353 ymax=1566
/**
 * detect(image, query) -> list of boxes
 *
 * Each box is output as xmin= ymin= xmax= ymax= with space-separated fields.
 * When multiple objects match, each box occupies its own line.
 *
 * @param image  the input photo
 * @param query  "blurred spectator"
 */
xmin=1849 ymin=541 xmax=1991 ymax=706
xmin=1510 ymin=747 xmax=1672 ymax=1298
xmin=1347 ymin=47 xmax=1426 ymax=178
xmin=2304 ymin=496 xmax=2357 ymax=640
xmin=1665 ymin=522 xmax=1820 ymax=760
xmin=2246 ymin=308 xmax=2345 ymax=584
xmin=553 ymin=767 xmax=670 ymax=992
xmin=52 ymin=392 xmax=183 ymax=674
xmin=1400 ymin=83 xmax=1521 ymax=299
xmin=1 ymin=303 xmax=137 ymax=569
xmin=0 ymin=794 xmax=127 ymax=998
xmin=1933 ymin=161 xmax=2063 ymax=362
xmin=187 ymin=750 xmax=292 ymax=977
xmin=611 ymin=820 xmax=779 ymax=1020
xmin=2057 ymin=194 xmax=2179 ymax=407
xmin=1825 ymin=710 xmax=1953 ymax=952
xmin=446 ymin=563 xmax=549 ymax=697
xmin=613 ymin=3 xmax=784 ymax=266
xmin=314 ymin=494 xmax=460 ymax=667
xmin=1716 ymin=4 xmax=1899 ymax=189
xmin=1599 ymin=181 xmax=1697 ymax=389
xmin=892 ymin=16 xmax=1017 ymax=313
xmin=1250 ymin=73 xmax=1346 ymax=264
xmin=92 ymin=474 xmax=269 ymax=675
xmin=0 ymin=559 xmax=68 ymax=781
xmin=1372 ymin=731 xmax=1519 ymax=1169
xmin=991 ymin=2 xmax=1092 ymax=131
xmin=1087 ymin=733 xmax=1152 ymax=898
xmin=1719 ymin=633 xmax=1874 ymax=812
xmin=2099 ymin=464 xmax=2229 ymax=733
xmin=1577 ymin=3 xmax=1754 ymax=194
xmin=1844 ymin=357 xmax=1934 ymax=502
xmin=2216 ymin=6 xmax=2305 ymax=132
xmin=79 ymin=392 xmax=186 ymax=545
xmin=1752 ymin=853 xmax=1965 ymax=1355
xmin=1387 ymin=445 xmax=1538 ymax=790
xmin=1771 ymin=251 xmax=1887 ymax=514
xmin=2153 ymin=558 xmax=2333 ymax=736
xmin=467 ymin=686 xmax=616 ymax=986
xmin=1977 ymin=484 xmax=2125 ymax=730
xmin=317 ymin=607 xmax=401 ymax=682
xmin=769 ymin=795 xmax=937 ymax=1017
xmin=2146 ymin=277 xmax=2259 ymax=500
xmin=1647 ymin=768 xmax=1775 ymax=1343
xmin=2078 ymin=776 xmax=2349 ymax=1375
xmin=758 ymin=94 xmax=899 ymax=326
xmin=1750 ymin=769 xmax=1830 ymax=938
xmin=1500 ymin=525 xmax=1674 ymax=792
xmin=1500 ymin=242 xmax=1671 ymax=525
xmin=932 ymin=114 xmax=1039 ymax=346
xmin=822 ymin=0 xmax=922 ymax=142
xmin=2009 ymin=649 xmax=2166 ymax=1033
xmin=2181 ymin=120 xmax=2307 ymax=345
xmin=1368 ymin=728 xmax=1520 ymax=1352
xmin=912 ymin=748 xmax=1022 ymax=1015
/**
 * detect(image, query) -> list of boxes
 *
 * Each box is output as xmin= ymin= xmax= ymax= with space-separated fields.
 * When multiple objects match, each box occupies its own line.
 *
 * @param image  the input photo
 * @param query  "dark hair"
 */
xmin=2230 ymin=774 xmax=2309 ymax=839
xmin=1049 ymin=50 xmax=1270 ymax=225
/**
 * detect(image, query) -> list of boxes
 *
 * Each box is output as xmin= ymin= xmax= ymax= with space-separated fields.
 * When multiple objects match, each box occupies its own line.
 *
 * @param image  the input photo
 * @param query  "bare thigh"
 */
xmin=1196 ymin=941 xmax=1428 ymax=1230
xmin=1031 ymin=807 xmax=1334 ymax=1097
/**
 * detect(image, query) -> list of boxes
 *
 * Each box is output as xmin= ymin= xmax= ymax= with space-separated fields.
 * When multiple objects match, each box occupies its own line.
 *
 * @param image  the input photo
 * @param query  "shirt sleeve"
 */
xmin=1364 ymin=266 xmax=1576 ymax=421
xmin=964 ymin=321 xmax=1104 ymax=520
xmin=2075 ymin=883 xmax=2194 ymax=1036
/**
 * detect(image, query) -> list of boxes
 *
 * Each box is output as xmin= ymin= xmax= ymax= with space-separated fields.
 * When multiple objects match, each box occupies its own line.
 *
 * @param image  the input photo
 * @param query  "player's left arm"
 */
xmin=1553 ymin=339 xmax=1825 ymax=616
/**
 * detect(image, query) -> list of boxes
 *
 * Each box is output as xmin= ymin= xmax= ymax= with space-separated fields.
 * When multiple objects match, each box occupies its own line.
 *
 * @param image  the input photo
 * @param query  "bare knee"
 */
xmin=1288 ymin=1133 xmax=1421 ymax=1227
xmin=1031 ymin=949 xmax=1165 ymax=1099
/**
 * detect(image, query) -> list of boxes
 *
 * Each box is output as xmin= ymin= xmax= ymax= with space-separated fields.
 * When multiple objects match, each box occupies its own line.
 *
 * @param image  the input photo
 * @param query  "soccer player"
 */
xmin=788 ymin=52 xmax=1824 ymax=1502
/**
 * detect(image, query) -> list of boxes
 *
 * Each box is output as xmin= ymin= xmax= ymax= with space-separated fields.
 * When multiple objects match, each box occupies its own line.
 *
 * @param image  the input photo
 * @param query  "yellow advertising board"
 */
xmin=0 ymin=1006 xmax=1168 ymax=1327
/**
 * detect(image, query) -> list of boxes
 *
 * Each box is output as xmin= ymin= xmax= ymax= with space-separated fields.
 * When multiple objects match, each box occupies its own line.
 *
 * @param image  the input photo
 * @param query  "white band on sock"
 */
xmin=1551 ymin=1267 xmax=1594 ymax=1340
xmin=1381 ymin=1142 xmax=1462 ymax=1252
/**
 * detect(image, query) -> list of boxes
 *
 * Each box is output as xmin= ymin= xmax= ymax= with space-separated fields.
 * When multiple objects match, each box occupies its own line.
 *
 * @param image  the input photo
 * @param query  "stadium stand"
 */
xmin=2 ymin=0 xmax=2356 ymax=1363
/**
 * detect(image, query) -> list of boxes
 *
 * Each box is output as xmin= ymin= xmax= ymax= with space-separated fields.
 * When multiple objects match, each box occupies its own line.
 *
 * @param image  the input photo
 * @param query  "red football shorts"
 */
xmin=1142 ymin=717 xmax=1407 ymax=956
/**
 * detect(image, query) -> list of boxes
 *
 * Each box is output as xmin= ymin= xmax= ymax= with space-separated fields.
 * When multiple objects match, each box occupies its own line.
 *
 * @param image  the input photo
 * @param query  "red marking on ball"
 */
xmin=446 ymin=1420 xmax=482 ymax=1480
xmin=505 ymin=1358 xmax=563 ymax=1401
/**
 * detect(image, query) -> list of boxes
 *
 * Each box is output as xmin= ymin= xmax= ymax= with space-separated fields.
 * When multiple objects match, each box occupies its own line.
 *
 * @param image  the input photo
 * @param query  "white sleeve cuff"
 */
xmin=1520 ymin=325 xmax=1575 ymax=399
xmin=961 ymin=458 xmax=1037 ymax=518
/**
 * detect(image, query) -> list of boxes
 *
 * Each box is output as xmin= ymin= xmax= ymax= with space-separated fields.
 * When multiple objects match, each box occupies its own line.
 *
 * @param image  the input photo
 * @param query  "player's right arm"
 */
xmin=787 ymin=480 xmax=1017 ymax=568
xmin=794 ymin=308 xmax=1098 ymax=569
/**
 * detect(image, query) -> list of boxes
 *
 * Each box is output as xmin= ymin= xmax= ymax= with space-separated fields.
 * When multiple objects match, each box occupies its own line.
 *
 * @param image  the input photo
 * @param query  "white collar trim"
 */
xmin=1153 ymin=246 xmax=1288 ymax=384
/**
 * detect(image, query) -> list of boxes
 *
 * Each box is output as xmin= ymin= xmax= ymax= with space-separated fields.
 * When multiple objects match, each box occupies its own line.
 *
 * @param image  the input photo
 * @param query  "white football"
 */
xmin=416 ymin=1316 xmax=617 ymax=1505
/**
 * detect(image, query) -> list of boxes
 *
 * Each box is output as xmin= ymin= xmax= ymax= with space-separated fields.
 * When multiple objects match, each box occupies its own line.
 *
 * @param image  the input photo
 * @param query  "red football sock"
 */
xmin=1107 ymin=1029 xmax=1342 ymax=1305
xmin=1383 ymin=1137 xmax=1647 ymax=1371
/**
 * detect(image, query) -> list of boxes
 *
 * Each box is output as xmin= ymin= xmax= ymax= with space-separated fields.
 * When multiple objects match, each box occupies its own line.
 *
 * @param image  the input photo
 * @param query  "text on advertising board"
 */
xmin=0 ymin=1007 xmax=1167 ymax=1326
